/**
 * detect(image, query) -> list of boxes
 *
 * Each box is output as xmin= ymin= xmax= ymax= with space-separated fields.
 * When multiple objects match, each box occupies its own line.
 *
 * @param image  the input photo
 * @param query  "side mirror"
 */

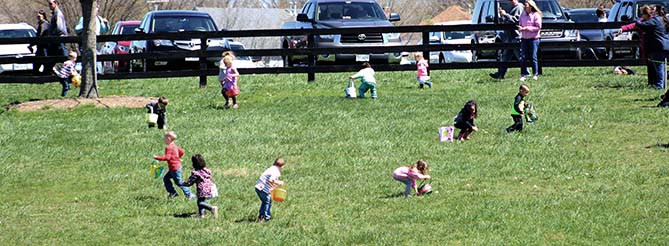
xmin=389 ymin=13 xmax=400 ymax=22
xmin=564 ymin=12 xmax=571 ymax=20
xmin=134 ymin=27 xmax=144 ymax=33
xmin=297 ymin=13 xmax=312 ymax=23
xmin=620 ymin=15 xmax=631 ymax=22
xmin=485 ymin=15 xmax=495 ymax=23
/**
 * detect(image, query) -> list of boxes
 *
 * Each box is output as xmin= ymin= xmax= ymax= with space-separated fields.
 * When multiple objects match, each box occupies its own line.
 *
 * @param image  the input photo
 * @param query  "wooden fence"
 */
xmin=0 ymin=22 xmax=643 ymax=85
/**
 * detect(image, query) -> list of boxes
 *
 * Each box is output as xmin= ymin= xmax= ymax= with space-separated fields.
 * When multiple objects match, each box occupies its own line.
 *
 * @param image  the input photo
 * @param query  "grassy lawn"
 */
xmin=1 ymin=67 xmax=668 ymax=244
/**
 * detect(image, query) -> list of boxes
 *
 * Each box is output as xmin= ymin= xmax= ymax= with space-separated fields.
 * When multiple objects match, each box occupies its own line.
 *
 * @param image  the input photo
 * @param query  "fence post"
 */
xmin=199 ymin=37 xmax=208 ymax=88
xmin=422 ymin=31 xmax=430 ymax=64
xmin=307 ymin=33 xmax=316 ymax=82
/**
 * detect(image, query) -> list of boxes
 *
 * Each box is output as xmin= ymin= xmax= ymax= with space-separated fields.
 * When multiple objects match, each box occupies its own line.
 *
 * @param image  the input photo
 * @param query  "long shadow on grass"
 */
xmin=234 ymin=215 xmax=258 ymax=223
xmin=380 ymin=192 xmax=407 ymax=199
xmin=173 ymin=212 xmax=197 ymax=218
xmin=645 ymin=143 xmax=669 ymax=149
xmin=208 ymin=104 xmax=229 ymax=110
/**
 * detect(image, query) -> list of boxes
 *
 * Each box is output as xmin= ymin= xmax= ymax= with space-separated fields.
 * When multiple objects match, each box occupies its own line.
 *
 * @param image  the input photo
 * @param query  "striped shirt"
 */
xmin=255 ymin=165 xmax=281 ymax=194
xmin=54 ymin=60 xmax=75 ymax=79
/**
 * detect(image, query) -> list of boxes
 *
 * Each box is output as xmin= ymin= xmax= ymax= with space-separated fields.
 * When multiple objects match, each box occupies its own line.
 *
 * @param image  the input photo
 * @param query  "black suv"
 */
xmin=471 ymin=0 xmax=581 ymax=61
xmin=606 ymin=0 xmax=669 ymax=59
xmin=130 ymin=10 xmax=226 ymax=71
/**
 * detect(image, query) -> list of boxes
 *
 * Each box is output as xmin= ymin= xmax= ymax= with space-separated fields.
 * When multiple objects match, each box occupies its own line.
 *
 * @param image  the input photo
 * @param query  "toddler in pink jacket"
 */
xmin=392 ymin=160 xmax=431 ymax=197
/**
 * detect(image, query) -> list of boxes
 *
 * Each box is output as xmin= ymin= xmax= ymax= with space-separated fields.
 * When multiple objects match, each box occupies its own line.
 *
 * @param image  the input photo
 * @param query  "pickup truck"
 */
xmin=281 ymin=0 xmax=402 ymax=66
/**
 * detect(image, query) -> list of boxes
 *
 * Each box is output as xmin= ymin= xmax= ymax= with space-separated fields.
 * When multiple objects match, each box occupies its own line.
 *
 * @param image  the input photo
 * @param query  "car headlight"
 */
xmin=152 ymin=40 xmax=173 ymax=46
xmin=383 ymin=33 xmax=401 ymax=42
xmin=318 ymin=34 xmax=339 ymax=42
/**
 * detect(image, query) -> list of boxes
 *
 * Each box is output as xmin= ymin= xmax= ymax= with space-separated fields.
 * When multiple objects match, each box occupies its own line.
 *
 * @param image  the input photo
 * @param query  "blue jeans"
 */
xmin=255 ymin=188 xmax=272 ymax=219
xmin=393 ymin=176 xmax=413 ymax=197
xmin=58 ymin=77 xmax=70 ymax=97
xmin=520 ymin=39 xmax=540 ymax=77
xmin=358 ymin=81 xmax=377 ymax=99
xmin=197 ymin=197 xmax=213 ymax=216
xmin=649 ymin=52 xmax=666 ymax=89
xmin=497 ymin=40 xmax=526 ymax=78
xmin=163 ymin=168 xmax=192 ymax=197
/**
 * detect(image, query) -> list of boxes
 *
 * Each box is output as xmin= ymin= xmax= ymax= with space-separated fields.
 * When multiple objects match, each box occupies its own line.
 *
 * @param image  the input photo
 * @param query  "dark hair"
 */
xmin=158 ymin=96 xmax=168 ymax=106
xmin=596 ymin=6 xmax=606 ymax=18
xmin=655 ymin=5 xmax=669 ymax=32
xmin=362 ymin=62 xmax=372 ymax=69
xmin=191 ymin=154 xmax=206 ymax=170
xmin=38 ymin=10 xmax=47 ymax=18
xmin=462 ymin=100 xmax=478 ymax=118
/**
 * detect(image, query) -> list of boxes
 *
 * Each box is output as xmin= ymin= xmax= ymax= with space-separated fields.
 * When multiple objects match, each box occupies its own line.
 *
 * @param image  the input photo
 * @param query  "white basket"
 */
xmin=146 ymin=113 xmax=158 ymax=126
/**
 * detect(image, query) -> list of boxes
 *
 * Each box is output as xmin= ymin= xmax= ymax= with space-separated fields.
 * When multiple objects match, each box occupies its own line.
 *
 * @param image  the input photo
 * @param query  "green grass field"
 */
xmin=1 ymin=67 xmax=668 ymax=244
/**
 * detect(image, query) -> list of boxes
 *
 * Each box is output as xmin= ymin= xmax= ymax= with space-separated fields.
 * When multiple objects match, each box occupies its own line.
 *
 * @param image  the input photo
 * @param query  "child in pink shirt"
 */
xmin=219 ymin=54 xmax=240 ymax=109
xmin=392 ymin=160 xmax=431 ymax=197
xmin=415 ymin=53 xmax=432 ymax=89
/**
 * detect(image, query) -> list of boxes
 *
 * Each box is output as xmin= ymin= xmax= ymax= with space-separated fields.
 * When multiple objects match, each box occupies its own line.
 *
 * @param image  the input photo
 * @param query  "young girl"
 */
xmin=254 ymin=157 xmax=286 ymax=222
xmin=53 ymin=50 xmax=79 ymax=97
xmin=454 ymin=100 xmax=478 ymax=141
xmin=219 ymin=54 xmax=240 ymax=108
xmin=350 ymin=62 xmax=377 ymax=99
xmin=506 ymin=84 xmax=530 ymax=133
xmin=415 ymin=53 xmax=432 ymax=89
xmin=153 ymin=131 xmax=194 ymax=200
xmin=392 ymin=160 xmax=431 ymax=197
xmin=181 ymin=154 xmax=218 ymax=219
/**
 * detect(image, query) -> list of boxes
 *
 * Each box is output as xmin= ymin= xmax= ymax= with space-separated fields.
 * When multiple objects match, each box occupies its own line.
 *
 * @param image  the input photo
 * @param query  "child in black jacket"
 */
xmin=454 ymin=100 xmax=478 ymax=141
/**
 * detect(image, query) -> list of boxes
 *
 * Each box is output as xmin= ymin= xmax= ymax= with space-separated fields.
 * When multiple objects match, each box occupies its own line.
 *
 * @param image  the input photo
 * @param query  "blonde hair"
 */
xmin=520 ymin=84 xmax=530 ymax=93
xmin=525 ymin=0 xmax=543 ymax=17
xmin=222 ymin=51 xmax=235 ymax=59
xmin=164 ymin=131 xmax=177 ymax=140
xmin=223 ymin=55 xmax=233 ymax=67
xmin=414 ymin=52 xmax=423 ymax=59
xmin=273 ymin=157 xmax=286 ymax=167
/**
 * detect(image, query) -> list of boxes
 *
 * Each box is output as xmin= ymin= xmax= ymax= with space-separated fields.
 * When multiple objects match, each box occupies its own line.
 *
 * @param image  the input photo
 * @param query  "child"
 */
xmin=219 ymin=54 xmax=240 ymax=109
xmin=392 ymin=160 xmax=431 ymax=197
xmin=415 ymin=53 xmax=432 ymax=89
xmin=145 ymin=97 xmax=169 ymax=129
xmin=181 ymin=154 xmax=218 ymax=219
xmin=53 ymin=50 xmax=79 ymax=97
xmin=506 ymin=84 xmax=530 ymax=134
xmin=454 ymin=100 xmax=478 ymax=141
xmin=254 ymin=157 xmax=286 ymax=222
xmin=153 ymin=131 xmax=195 ymax=200
xmin=350 ymin=62 xmax=377 ymax=99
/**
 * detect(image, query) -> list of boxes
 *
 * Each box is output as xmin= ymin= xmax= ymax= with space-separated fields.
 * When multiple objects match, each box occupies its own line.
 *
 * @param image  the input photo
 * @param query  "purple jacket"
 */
xmin=182 ymin=168 xmax=215 ymax=198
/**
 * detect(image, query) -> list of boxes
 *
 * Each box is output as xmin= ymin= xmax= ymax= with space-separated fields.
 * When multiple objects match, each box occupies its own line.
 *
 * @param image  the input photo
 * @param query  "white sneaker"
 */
xmin=519 ymin=76 xmax=527 ymax=82
xmin=533 ymin=75 xmax=538 ymax=81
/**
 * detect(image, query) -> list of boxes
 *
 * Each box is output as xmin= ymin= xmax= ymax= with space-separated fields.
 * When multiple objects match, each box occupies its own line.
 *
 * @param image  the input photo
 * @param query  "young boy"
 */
xmin=146 ymin=97 xmax=169 ymax=129
xmin=506 ymin=84 xmax=530 ymax=134
xmin=350 ymin=62 xmax=377 ymax=99
xmin=254 ymin=157 xmax=286 ymax=222
xmin=153 ymin=131 xmax=195 ymax=200
xmin=53 ymin=50 xmax=79 ymax=97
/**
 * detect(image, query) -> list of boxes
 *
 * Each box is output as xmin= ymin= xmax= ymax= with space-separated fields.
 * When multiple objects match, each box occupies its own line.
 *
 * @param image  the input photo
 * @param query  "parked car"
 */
xmin=281 ymin=0 xmax=402 ymax=66
xmin=130 ymin=10 xmax=226 ymax=71
xmin=100 ymin=20 xmax=140 ymax=73
xmin=566 ymin=8 xmax=609 ymax=58
xmin=471 ymin=0 xmax=581 ymax=61
xmin=214 ymin=40 xmax=256 ymax=68
xmin=428 ymin=20 xmax=474 ymax=63
xmin=0 ymin=23 xmax=36 ymax=74
xmin=605 ymin=0 xmax=669 ymax=59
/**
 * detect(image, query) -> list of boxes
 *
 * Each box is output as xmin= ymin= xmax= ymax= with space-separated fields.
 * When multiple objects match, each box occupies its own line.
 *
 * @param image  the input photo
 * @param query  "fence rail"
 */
xmin=0 ymin=22 xmax=642 ymax=84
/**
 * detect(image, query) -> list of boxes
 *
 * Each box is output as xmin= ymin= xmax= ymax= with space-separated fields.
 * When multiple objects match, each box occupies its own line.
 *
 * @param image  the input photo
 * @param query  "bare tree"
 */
xmin=79 ymin=0 xmax=98 ymax=98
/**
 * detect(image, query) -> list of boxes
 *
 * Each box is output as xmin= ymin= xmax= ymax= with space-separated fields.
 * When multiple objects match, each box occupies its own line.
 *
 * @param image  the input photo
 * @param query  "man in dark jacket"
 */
xmin=490 ymin=0 xmax=525 ymax=79
xmin=33 ymin=10 xmax=50 ymax=74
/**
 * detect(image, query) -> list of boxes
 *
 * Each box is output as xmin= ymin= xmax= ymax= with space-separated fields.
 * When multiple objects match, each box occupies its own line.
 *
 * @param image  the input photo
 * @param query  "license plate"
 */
xmin=355 ymin=54 xmax=370 ymax=62
xmin=185 ymin=57 xmax=199 ymax=61
xmin=13 ymin=64 xmax=31 ymax=70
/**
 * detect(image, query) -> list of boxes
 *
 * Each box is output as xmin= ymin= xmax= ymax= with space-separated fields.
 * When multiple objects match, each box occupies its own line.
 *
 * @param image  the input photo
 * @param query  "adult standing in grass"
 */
xmin=254 ymin=157 xmax=286 ymax=222
xmin=518 ymin=0 xmax=542 ymax=81
xmin=490 ymin=0 xmax=524 ymax=80
xmin=33 ymin=10 xmax=50 ymax=75
xmin=46 ymin=0 xmax=68 ymax=73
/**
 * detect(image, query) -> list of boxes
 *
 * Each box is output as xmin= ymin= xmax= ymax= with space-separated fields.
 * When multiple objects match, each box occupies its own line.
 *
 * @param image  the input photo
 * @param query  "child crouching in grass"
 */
xmin=454 ymin=100 xmax=478 ymax=141
xmin=392 ymin=160 xmax=431 ymax=197
xmin=181 ymin=154 xmax=218 ymax=219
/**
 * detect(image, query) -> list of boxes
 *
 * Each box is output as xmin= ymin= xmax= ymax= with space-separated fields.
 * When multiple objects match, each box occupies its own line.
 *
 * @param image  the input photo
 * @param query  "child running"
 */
xmin=254 ymin=157 xmax=286 ymax=222
xmin=350 ymin=62 xmax=377 ymax=99
xmin=181 ymin=154 xmax=218 ymax=219
xmin=415 ymin=53 xmax=432 ymax=89
xmin=53 ymin=50 xmax=79 ymax=97
xmin=506 ymin=84 xmax=530 ymax=134
xmin=454 ymin=100 xmax=478 ymax=141
xmin=219 ymin=53 xmax=240 ymax=109
xmin=153 ymin=131 xmax=195 ymax=200
xmin=392 ymin=160 xmax=431 ymax=197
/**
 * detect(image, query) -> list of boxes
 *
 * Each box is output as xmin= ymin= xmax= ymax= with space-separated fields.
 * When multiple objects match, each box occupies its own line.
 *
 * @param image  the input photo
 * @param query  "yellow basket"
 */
xmin=271 ymin=184 xmax=286 ymax=202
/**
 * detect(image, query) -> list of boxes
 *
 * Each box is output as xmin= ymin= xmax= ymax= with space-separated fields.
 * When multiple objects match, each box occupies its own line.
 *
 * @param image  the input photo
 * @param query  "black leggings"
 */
xmin=507 ymin=115 xmax=524 ymax=132
xmin=197 ymin=197 xmax=213 ymax=216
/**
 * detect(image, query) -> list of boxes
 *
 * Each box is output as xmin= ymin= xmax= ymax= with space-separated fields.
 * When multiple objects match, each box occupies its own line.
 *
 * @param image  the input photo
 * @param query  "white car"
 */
xmin=0 ymin=23 xmax=36 ymax=74
xmin=428 ymin=20 xmax=473 ymax=64
xmin=214 ymin=40 xmax=257 ymax=69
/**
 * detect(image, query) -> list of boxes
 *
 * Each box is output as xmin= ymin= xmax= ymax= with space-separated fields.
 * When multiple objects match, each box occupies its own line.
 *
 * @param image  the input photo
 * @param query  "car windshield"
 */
xmin=0 ymin=29 xmax=36 ymax=38
xmin=534 ymin=0 xmax=564 ymax=19
xmin=120 ymin=24 xmax=139 ymax=34
xmin=152 ymin=16 xmax=217 ymax=32
xmin=230 ymin=43 xmax=251 ymax=61
xmin=569 ymin=11 xmax=599 ymax=22
xmin=317 ymin=2 xmax=387 ymax=21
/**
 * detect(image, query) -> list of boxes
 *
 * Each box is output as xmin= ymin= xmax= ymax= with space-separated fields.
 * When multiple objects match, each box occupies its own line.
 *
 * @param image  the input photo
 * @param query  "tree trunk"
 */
xmin=79 ymin=0 xmax=99 ymax=98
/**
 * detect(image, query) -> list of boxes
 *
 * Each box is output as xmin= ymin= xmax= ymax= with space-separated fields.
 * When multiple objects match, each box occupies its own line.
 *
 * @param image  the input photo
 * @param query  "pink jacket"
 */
xmin=520 ymin=12 xmax=542 ymax=39
xmin=392 ymin=166 xmax=428 ymax=188
xmin=416 ymin=59 xmax=429 ymax=77
xmin=621 ymin=22 xmax=646 ymax=60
